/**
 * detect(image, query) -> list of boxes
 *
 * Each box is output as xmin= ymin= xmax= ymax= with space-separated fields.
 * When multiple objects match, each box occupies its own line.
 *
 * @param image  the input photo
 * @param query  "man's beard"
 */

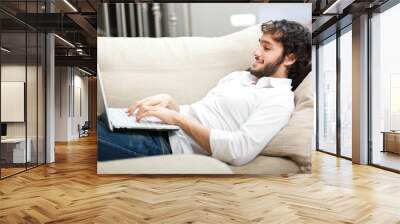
xmin=249 ymin=54 xmax=285 ymax=78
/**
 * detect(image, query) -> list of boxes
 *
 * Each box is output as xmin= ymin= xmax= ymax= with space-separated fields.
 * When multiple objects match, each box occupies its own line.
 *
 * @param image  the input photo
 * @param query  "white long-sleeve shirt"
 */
xmin=168 ymin=71 xmax=294 ymax=166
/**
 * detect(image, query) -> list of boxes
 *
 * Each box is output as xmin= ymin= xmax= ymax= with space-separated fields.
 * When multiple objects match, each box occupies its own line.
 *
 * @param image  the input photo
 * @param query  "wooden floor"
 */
xmin=1 ymin=135 xmax=400 ymax=223
xmin=1 ymin=167 xmax=26 ymax=178
xmin=372 ymin=150 xmax=400 ymax=171
xmin=1 ymin=163 xmax=45 ymax=178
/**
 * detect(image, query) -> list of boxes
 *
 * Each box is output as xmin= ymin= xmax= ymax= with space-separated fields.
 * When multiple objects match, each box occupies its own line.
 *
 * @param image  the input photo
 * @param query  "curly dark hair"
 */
xmin=261 ymin=20 xmax=311 ymax=91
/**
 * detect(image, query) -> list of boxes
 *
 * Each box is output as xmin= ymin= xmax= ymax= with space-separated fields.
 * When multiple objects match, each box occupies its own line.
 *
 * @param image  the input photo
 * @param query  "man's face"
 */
xmin=249 ymin=33 xmax=286 ymax=78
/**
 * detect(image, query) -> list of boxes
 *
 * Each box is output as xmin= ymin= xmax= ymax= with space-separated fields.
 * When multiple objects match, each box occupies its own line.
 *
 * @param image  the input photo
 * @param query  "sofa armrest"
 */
xmin=230 ymin=155 xmax=300 ymax=175
xmin=97 ymin=154 xmax=233 ymax=174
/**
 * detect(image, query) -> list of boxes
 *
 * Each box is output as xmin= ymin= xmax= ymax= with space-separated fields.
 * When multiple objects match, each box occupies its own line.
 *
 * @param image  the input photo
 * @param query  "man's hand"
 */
xmin=127 ymin=94 xmax=179 ymax=116
xmin=137 ymin=105 xmax=212 ymax=155
xmin=136 ymin=105 xmax=180 ymax=125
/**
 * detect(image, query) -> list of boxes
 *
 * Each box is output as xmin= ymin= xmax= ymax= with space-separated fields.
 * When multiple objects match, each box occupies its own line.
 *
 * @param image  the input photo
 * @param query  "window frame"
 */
xmin=315 ymin=22 xmax=353 ymax=161
xmin=367 ymin=0 xmax=400 ymax=173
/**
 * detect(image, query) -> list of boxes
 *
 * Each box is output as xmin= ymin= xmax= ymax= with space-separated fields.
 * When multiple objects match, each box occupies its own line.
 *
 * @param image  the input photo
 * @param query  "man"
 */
xmin=98 ymin=20 xmax=311 ymax=166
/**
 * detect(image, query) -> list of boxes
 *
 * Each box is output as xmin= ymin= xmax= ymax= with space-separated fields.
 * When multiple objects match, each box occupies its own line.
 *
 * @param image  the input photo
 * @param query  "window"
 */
xmin=390 ymin=74 xmax=400 ymax=130
xmin=317 ymin=35 xmax=337 ymax=154
xmin=317 ymin=25 xmax=353 ymax=159
xmin=0 ymin=1 xmax=47 ymax=179
xmin=339 ymin=27 xmax=352 ymax=158
xmin=370 ymin=2 xmax=400 ymax=171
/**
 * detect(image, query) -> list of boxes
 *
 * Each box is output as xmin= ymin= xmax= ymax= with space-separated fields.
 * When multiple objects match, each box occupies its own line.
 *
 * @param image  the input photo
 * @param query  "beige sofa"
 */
xmin=97 ymin=24 xmax=314 ymax=175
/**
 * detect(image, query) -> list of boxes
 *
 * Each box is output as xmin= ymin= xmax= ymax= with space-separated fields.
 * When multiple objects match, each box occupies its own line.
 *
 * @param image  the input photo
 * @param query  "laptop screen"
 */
xmin=1 ymin=123 xmax=6 ymax=137
xmin=97 ymin=64 xmax=114 ymax=131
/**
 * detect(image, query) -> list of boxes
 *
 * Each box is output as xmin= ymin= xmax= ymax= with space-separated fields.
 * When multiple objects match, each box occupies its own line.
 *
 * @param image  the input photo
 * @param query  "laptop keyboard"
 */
xmin=108 ymin=108 xmax=179 ymax=130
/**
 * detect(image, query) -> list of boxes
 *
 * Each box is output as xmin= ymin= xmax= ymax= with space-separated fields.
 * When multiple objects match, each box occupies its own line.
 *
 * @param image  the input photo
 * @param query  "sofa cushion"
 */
xmin=97 ymin=154 xmax=233 ymax=174
xmin=98 ymin=25 xmax=261 ymax=107
xmin=261 ymin=74 xmax=313 ymax=173
xmin=230 ymin=156 xmax=299 ymax=175
xmin=97 ymin=24 xmax=311 ymax=175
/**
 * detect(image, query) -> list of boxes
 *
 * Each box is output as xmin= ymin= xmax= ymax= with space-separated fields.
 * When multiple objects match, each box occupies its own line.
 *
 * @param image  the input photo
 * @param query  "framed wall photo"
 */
xmin=1 ymin=81 xmax=25 ymax=122
xmin=97 ymin=3 xmax=313 ymax=175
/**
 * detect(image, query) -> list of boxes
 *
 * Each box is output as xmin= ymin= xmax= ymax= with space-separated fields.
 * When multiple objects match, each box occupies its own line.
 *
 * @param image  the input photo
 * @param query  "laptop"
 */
xmin=97 ymin=65 xmax=179 ymax=132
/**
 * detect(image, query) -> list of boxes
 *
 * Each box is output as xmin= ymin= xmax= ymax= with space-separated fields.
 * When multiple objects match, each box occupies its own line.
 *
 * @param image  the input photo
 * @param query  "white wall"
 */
xmin=1 ymin=64 xmax=46 ymax=164
xmin=54 ymin=67 xmax=89 ymax=141
xmin=1 ymin=65 xmax=26 ymax=134
xmin=72 ymin=73 xmax=89 ymax=138
xmin=1 ymin=65 xmax=38 ymax=138
xmin=189 ymin=3 xmax=311 ymax=37
xmin=55 ymin=67 xmax=69 ymax=141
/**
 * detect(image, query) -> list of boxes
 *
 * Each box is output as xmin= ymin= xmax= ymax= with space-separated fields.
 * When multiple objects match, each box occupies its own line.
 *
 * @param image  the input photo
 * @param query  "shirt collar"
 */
xmin=245 ymin=72 xmax=292 ymax=89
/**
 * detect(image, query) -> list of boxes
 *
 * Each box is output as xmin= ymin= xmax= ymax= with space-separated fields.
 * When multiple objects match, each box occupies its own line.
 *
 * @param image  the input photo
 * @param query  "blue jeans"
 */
xmin=97 ymin=113 xmax=172 ymax=161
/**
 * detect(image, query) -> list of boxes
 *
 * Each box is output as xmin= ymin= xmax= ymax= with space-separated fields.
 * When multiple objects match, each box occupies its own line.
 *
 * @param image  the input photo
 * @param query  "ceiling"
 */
xmin=0 ymin=0 xmax=394 ymax=74
xmin=1 ymin=0 xmax=97 ymax=73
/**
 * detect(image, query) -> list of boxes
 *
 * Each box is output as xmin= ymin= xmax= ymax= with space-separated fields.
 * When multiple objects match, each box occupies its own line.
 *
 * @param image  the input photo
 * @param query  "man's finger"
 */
xmin=137 ymin=105 xmax=157 ymax=117
xmin=127 ymin=106 xmax=134 ymax=115
xmin=136 ymin=110 xmax=153 ymax=122
xmin=144 ymin=98 xmax=160 ymax=107
xmin=136 ymin=105 xmax=161 ymax=121
xmin=128 ymin=101 xmax=143 ymax=116
xmin=137 ymin=98 xmax=159 ymax=109
xmin=135 ymin=106 xmax=147 ymax=117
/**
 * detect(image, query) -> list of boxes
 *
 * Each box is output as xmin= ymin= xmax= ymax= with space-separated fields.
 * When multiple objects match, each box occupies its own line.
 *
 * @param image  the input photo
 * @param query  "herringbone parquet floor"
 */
xmin=1 ymin=135 xmax=400 ymax=224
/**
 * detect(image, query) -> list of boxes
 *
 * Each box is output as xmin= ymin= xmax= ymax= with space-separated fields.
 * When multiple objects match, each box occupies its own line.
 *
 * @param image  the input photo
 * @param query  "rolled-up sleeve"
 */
xmin=209 ymin=104 xmax=293 ymax=166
